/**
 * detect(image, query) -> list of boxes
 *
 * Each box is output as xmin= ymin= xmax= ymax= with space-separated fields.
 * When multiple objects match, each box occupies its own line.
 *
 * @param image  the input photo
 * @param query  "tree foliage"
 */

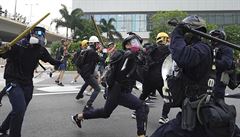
xmin=74 ymin=19 xmax=97 ymax=41
xmin=99 ymin=18 xmax=123 ymax=42
xmin=224 ymin=25 xmax=240 ymax=59
xmin=149 ymin=11 xmax=188 ymax=43
xmin=51 ymin=4 xmax=84 ymax=38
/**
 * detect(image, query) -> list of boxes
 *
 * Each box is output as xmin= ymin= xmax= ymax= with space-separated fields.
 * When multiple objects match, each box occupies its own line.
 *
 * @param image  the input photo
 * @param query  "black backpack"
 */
xmin=75 ymin=49 xmax=89 ymax=69
xmin=105 ymin=50 xmax=125 ymax=88
xmin=72 ymin=50 xmax=81 ymax=65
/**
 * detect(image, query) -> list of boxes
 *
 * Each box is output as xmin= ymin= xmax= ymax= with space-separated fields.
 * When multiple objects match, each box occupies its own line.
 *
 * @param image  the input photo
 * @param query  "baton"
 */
xmin=0 ymin=13 xmax=50 ymax=54
xmin=91 ymin=16 xmax=105 ymax=47
xmin=168 ymin=19 xmax=240 ymax=50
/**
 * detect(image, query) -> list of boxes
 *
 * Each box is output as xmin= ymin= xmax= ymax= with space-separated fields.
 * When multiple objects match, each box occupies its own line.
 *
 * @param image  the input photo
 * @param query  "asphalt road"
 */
xmin=0 ymin=71 xmax=240 ymax=137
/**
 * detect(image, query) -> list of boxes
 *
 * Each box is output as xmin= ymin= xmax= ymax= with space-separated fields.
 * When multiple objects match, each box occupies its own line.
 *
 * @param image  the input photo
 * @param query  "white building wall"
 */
xmin=73 ymin=0 xmax=240 ymax=13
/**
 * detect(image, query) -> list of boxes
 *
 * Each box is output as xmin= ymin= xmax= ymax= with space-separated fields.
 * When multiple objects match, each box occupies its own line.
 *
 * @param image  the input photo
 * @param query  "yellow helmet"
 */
xmin=156 ymin=32 xmax=169 ymax=44
xmin=81 ymin=40 xmax=89 ymax=48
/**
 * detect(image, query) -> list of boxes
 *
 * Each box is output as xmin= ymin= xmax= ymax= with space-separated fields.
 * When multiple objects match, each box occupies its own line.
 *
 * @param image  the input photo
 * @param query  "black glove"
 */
xmin=173 ymin=23 xmax=189 ymax=36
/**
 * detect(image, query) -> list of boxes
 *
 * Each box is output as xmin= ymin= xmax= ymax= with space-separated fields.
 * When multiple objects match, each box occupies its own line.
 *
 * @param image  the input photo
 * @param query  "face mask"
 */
xmin=29 ymin=36 xmax=39 ymax=45
xmin=29 ymin=36 xmax=47 ymax=46
xmin=130 ymin=38 xmax=142 ymax=53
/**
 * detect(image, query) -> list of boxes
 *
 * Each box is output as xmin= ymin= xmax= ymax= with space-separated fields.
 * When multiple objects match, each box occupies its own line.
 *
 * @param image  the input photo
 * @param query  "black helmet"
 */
xmin=182 ymin=15 xmax=207 ymax=33
xmin=31 ymin=26 xmax=46 ymax=37
xmin=122 ymin=32 xmax=143 ymax=50
xmin=209 ymin=29 xmax=226 ymax=40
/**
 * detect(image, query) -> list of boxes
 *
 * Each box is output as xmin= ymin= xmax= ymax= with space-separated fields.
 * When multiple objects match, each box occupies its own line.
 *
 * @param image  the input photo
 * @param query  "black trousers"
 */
xmin=83 ymin=83 xmax=149 ymax=135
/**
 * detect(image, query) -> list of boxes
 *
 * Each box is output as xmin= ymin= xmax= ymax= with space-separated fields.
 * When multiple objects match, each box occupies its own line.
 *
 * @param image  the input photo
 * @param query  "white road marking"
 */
xmin=33 ymin=82 xmax=142 ymax=96
xmin=33 ymin=91 xmax=78 ymax=96
xmin=36 ymin=85 xmax=80 ymax=92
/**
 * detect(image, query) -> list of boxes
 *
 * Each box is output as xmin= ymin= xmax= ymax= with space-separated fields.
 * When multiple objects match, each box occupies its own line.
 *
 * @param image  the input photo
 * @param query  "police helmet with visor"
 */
xmin=209 ymin=29 xmax=226 ymax=40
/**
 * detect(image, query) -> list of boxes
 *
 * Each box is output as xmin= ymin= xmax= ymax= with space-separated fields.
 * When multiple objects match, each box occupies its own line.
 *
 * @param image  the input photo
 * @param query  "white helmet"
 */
xmin=89 ymin=36 xmax=99 ymax=43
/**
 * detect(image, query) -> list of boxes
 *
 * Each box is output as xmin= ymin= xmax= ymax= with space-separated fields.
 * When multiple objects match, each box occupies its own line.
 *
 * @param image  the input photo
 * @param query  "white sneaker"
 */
xmin=158 ymin=117 xmax=169 ymax=124
xmin=71 ymin=80 xmax=77 ymax=84
xmin=85 ymin=91 xmax=93 ymax=96
xmin=131 ymin=111 xmax=136 ymax=119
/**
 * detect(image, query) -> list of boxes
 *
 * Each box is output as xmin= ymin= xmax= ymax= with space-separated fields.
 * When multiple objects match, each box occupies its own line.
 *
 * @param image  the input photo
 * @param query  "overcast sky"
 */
xmin=1 ymin=0 xmax=72 ymax=35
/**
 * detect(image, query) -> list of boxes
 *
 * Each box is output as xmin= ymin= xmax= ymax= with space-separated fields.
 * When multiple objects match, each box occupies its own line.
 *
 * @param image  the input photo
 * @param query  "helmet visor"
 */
xmin=130 ymin=38 xmax=142 ymax=52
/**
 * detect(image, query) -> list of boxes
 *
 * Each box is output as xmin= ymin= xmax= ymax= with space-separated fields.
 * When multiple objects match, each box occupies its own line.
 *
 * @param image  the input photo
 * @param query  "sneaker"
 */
xmin=85 ymin=91 xmax=93 ymax=96
xmin=158 ymin=117 xmax=169 ymax=124
xmin=133 ymin=85 xmax=139 ymax=90
xmin=75 ymin=94 xmax=84 ymax=100
xmin=149 ymin=95 xmax=157 ymax=100
xmin=144 ymin=98 xmax=155 ymax=105
xmin=55 ymin=80 xmax=59 ymax=84
xmin=131 ymin=111 xmax=136 ymax=119
xmin=71 ymin=114 xmax=82 ymax=128
xmin=71 ymin=80 xmax=77 ymax=84
xmin=58 ymin=83 xmax=64 ymax=86
xmin=0 ymin=127 xmax=7 ymax=135
xmin=83 ymin=105 xmax=94 ymax=112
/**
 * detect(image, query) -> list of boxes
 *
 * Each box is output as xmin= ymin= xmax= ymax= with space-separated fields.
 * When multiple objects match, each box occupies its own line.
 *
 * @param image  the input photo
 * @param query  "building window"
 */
xmin=94 ymin=14 xmax=147 ymax=32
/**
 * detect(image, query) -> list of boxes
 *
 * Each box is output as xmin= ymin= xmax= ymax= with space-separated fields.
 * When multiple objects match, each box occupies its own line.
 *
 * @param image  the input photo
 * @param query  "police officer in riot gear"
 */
xmin=209 ymin=29 xmax=233 ymax=99
xmin=151 ymin=15 xmax=213 ymax=137
xmin=71 ymin=33 xmax=149 ymax=137
xmin=0 ymin=26 xmax=62 ymax=137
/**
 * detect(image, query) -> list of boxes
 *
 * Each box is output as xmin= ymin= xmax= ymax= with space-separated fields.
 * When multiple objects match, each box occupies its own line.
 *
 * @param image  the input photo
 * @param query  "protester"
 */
xmin=0 ymin=26 xmax=62 ymax=137
xmin=71 ymin=33 xmax=149 ymax=137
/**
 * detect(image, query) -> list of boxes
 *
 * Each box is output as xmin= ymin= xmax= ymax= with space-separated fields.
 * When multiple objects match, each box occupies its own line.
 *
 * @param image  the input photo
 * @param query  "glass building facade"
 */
xmin=86 ymin=10 xmax=240 ymax=33
xmin=92 ymin=14 xmax=147 ymax=32
xmin=73 ymin=0 xmax=240 ymax=39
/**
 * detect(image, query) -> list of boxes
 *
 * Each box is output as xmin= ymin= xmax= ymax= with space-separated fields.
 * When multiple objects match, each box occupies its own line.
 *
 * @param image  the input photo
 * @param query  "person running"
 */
xmin=71 ymin=39 xmax=89 ymax=84
xmin=71 ymin=33 xmax=149 ymax=137
xmin=75 ymin=36 xmax=102 ymax=111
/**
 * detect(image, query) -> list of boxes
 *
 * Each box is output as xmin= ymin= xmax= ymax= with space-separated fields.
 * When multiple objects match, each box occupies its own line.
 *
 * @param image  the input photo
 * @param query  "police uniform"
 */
xmin=151 ymin=17 xmax=212 ymax=137
xmin=213 ymin=44 xmax=233 ymax=99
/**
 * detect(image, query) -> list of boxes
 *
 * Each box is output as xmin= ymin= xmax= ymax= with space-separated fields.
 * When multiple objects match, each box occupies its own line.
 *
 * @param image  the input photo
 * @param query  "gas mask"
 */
xmin=29 ymin=30 xmax=47 ymax=46
xmin=129 ymin=38 xmax=142 ymax=53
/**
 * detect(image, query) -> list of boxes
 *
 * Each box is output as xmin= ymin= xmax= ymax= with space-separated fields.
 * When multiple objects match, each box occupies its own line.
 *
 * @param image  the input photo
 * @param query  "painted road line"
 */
xmin=36 ymin=85 xmax=80 ymax=92
xmin=33 ymin=91 xmax=78 ymax=96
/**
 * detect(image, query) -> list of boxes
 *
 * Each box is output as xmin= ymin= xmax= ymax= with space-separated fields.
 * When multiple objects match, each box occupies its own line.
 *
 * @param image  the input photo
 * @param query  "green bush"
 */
xmin=50 ymin=41 xmax=80 ymax=71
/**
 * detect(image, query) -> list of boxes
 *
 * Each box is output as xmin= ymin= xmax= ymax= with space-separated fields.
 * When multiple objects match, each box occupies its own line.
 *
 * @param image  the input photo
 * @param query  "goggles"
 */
xmin=33 ymin=30 xmax=45 ymax=37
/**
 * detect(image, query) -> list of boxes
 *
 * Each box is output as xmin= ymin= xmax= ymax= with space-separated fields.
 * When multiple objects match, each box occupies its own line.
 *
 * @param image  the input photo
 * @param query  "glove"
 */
xmin=174 ymin=23 xmax=190 ymax=35
xmin=0 ymin=42 xmax=11 ymax=54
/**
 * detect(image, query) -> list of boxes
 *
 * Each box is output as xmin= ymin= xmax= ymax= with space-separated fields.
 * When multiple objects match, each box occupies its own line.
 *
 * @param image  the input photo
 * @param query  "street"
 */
xmin=0 ymin=71 xmax=240 ymax=137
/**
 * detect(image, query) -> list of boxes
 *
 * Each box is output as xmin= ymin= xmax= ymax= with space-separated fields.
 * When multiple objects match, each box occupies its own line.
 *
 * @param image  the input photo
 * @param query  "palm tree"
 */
xmin=51 ymin=4 xmax=84 ymax=38
xmin=99 ymin=18 xmax=123 ymax=42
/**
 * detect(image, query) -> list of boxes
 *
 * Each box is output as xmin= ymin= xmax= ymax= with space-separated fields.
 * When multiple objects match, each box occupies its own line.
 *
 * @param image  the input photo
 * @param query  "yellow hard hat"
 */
xmin=81 ymin=40 xmax=89 ymax=48
xmin=156 ymin=32 xmax=169 ymax=44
